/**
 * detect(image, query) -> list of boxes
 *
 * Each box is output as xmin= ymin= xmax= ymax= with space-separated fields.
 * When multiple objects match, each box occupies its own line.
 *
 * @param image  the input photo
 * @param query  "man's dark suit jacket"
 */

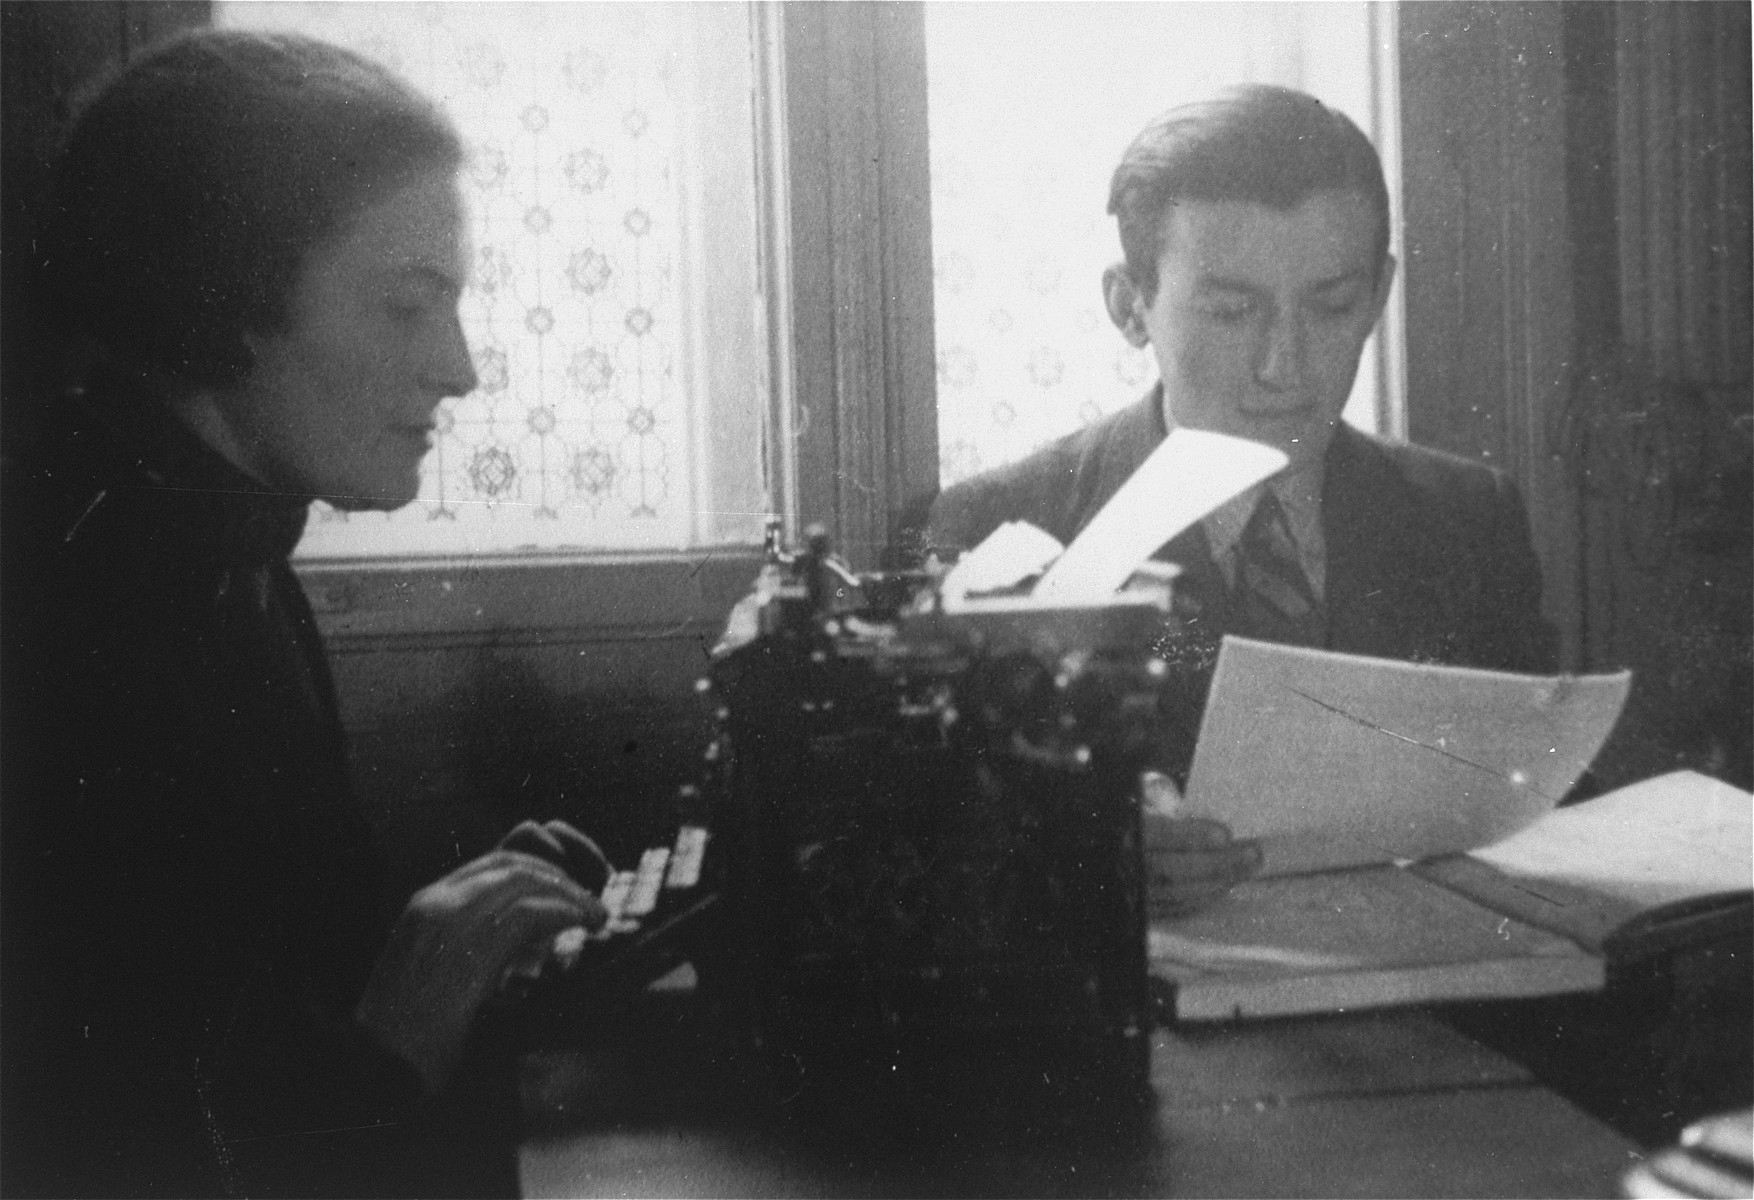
xmin=923 ymin=388 xmax=1559 ymax=676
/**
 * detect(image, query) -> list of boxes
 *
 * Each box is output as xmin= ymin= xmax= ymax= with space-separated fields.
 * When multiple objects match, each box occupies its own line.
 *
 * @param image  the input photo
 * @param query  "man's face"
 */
xmin=1114 ymin=189 xmax=1393 ymax=470
xmin=232 ymin=168 xmax=477 ymax=510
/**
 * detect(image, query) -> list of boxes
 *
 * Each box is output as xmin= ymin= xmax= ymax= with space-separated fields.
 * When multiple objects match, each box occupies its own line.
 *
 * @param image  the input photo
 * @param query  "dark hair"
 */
xmin=40 ymin=28 xmax=463 ymax=388
xmin=1107 ymin=84 xmax=1390 ymax=302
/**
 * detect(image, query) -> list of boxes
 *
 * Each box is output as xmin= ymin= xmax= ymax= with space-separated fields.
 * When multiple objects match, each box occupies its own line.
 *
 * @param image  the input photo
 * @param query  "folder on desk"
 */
xmin=1150 ymin=639 xmax=1751 ymax=1021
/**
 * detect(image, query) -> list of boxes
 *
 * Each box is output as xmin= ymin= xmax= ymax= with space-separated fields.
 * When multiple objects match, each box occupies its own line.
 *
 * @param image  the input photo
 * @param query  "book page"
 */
xmin=1416 ymin=771 xmax=1754 ymax=954
xmin=1183 ymin=638 xmax=1632 ymax=876
xmin=1470 ymin=770 xmax=1752 ymax=907
xmin=1149 ymin=865 xmax=1602 ymax=1020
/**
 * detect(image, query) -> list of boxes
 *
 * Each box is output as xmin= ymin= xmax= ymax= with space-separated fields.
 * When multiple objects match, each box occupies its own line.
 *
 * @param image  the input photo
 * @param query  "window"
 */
xmin=219 ymin=1 xmax=768 ymax=557
xmin=924 ymin=2 xmax=1404 ymax=487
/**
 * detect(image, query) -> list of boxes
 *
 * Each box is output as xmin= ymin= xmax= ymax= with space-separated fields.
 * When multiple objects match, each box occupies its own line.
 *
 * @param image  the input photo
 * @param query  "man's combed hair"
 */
xmin=41 ymin=28 xmax=463 ymax=388
xmin=1107 ymin=84 xmax=1390 ymax=302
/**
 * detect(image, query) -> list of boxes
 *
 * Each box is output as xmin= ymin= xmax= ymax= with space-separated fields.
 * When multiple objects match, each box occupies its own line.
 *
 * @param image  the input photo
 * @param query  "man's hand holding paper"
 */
xmin=1140 ymin=771 xmax=1263 ymax=917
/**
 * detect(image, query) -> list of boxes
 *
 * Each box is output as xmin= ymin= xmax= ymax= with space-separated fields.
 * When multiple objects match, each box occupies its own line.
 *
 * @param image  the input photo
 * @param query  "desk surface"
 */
xmin=519 ymin=1010 xmax=1641 ymax=1199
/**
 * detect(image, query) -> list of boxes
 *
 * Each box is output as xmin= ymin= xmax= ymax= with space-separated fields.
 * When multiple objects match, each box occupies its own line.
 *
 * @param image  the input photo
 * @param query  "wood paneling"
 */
xmin=304 ymin=554 xmax=763 ymax=895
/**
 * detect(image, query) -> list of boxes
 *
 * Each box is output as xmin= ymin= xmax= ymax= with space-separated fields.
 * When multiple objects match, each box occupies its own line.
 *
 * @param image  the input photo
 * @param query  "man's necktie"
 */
xmin=1230 ymin=490 xmax=1324 ymax=646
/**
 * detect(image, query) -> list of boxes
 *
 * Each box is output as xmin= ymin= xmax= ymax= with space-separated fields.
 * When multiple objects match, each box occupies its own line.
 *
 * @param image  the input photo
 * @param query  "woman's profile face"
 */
xmin=231 ymin=168 xmax=477 ymax=510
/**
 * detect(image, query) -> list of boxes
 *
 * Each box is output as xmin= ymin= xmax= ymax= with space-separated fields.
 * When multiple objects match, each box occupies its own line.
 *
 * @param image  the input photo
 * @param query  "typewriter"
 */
xmin=499 ymin=524 xmax=1210 ymax=1133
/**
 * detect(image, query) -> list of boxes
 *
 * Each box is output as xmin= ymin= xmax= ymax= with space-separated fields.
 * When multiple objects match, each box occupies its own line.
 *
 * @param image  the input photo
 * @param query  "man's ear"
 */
xmin=1102 ymin=264 xmax=1152 ymax=348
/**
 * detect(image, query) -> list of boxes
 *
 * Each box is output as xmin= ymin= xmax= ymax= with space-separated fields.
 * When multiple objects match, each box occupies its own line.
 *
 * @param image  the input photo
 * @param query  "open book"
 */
xmin=1151 ymin=770 xmax=1752 ymax=1021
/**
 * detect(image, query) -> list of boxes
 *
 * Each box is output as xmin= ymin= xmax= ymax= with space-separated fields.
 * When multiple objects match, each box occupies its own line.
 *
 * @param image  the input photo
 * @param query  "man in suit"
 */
xmin=923 ymin=85 xmax=1558 ymax=910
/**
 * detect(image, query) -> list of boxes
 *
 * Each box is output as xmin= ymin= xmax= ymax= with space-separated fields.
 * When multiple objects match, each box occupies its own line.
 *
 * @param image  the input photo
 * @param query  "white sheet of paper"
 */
xmin=1032 ymin=428 xmax=1286 ymax=605
xmin=940 ymin=520 xmax=1066 ymax=607
xmin=1472 ymin=770 xmax=1752 ymax=909
xmin=1182 ymin=637 xmax=1633 ymax=876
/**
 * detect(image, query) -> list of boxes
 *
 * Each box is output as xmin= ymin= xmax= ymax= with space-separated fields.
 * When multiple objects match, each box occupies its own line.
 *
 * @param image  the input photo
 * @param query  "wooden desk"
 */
xmin=519 ymin=1010 xmax=1641 ymax=1198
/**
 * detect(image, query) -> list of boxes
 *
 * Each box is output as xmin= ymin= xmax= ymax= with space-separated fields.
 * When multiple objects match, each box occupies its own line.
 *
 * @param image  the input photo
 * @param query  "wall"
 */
xmin=1399 ymin=1 xmax=1752 ymax=790
xmin=1568 ymin=2 xmax=1752 ymax=790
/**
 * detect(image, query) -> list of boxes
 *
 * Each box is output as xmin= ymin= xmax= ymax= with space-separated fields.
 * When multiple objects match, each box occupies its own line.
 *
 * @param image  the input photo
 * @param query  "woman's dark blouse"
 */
xmin=1 ymin=374 xmax=506 ymax=1197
